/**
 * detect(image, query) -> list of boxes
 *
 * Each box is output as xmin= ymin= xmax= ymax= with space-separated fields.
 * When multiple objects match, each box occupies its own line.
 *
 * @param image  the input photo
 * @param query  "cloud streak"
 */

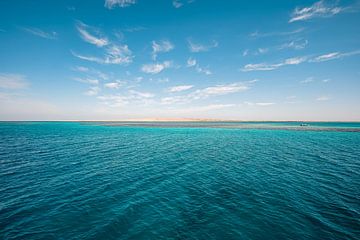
xmin=21 ymin=27 xmax=57 ymax=40
xmin=242 ymin=50 xmax=360 ymax=71
xmin=310 ymin=50 xmax=360 ymax=62
xmin=141 ymin=61 xmax=172 ymax=74
xmin=187 ymin=57 xmax=212 ymax=75
xmin=152 ymin=40 xmax=174 ymax=60
xmin=241 ymin=56 xmax=307 ymax=72
xmin=104 ymin=0 xmax=136 ymax=9
xmin=0 ymin=73 xmax=29 ymax=89
xmin=76 ymin=22 xmax=109 ymax=47
xmin=168 ymin=85 xmax=193 ymax=92
xmin=188 ymin=39 xmax=218 ymax=52
xmin=289 ymin=0 xmax=345 ymax=23
xmin=161 ymin=81 xmax=254 ymax=105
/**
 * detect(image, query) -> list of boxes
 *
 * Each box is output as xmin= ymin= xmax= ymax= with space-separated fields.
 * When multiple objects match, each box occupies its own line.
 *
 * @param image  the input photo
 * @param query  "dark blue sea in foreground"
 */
xmin=1 ymin=122 xmax=359 ymax=240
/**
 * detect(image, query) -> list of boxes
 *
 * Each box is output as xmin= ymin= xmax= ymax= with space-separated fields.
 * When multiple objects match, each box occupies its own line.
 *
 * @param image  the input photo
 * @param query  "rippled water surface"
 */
xmin=1 ymin=122 xmax=359 ymax=239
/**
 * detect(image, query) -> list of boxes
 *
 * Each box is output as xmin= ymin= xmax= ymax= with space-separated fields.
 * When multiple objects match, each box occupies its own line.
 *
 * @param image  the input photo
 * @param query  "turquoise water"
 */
xmin=0 ymin=122 xmax=359 ymax=239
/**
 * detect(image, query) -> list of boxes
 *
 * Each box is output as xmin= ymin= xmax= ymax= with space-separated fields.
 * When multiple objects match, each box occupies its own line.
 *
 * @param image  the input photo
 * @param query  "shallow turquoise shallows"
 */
xmin=1 ymin=122 xmax=359 ymax=240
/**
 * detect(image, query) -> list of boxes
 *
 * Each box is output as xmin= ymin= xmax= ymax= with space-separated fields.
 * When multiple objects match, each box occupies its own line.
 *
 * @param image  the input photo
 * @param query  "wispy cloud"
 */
xmin=244 ymin=101 xmax=275 ymax=106
xmin=73 ymin=77 xmax=99 ymax=85
xmin=195 ymin=65 xmax=212 ymax=75
xmin=168 ymin=85 xmax=193 ymax=92
xmin=104 ymin=0 xmax=136 ymax=9
xmin=289 ymin=0 xmax=345 ymax=23
xmin=73 ymin=66 xmax=89 ymax=72
xmin=141 ymin=61 xmax=172 ymax=74
xmin=173 ymin=0 xmax=195 ymax=8
xmin=300 ymin=77 xmax=314 ymax=84
xmin=310 ymin=50 xmax=360 ymax=62
xmin=104 ymin=80 xmax=125 ymax=89
xmin=97 ymin=90 xmax=154 ymax=107
xmin=85 ymin=86 xmax=100 ymax=96
xmin=187 ymin=57 xmax=197 ymax=67
xmin=249 ymin=28 xmax=305 ymax=38
xmin=241 ymin=56 xmax=307 ymax=72
xmin=76 ymin=21 xmax=109 ymax=47
xmin=73 ymin=21 xmax=133 ymax=65
xmin=187 ymin=38 xmax=218 ymax=52
xmin=72 ymin=66 xmax=109 ymax=80
xmin=72 ymin=44 xmax=133 ymax=65
xmin=0 ymin=73 xmax=29 ymax=89
xmin=187 ymin=57 xmax=212 ymax=75
xmin=151 ymin=40 xmax=174 ymax=60
xmin=21 ymin=27 xmax=57 ymax=40
xmin=279 ymin=39 xmax=308 ymax=50
xmin=161 ymin=81 xmax=254 ymax=105
xmin=242 ymin=49 xmax=360 ymax=71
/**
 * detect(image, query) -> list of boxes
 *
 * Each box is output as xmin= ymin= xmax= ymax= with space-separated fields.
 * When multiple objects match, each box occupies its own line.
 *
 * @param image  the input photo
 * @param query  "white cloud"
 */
xmin=195 ymin=65 xmax=212 ymax=75
xmin=97 ymin=90 xmax=154 ymax=107
xmin=244 ymin=101 xmax=275 ymax=106
xmin=76 ymin=22 xmax=108 ymax=47
xmin=241 ymin=56 xmax=307 ymax=72
xmin=192 ymin=83 xmax=248 ymax=99
xmin=97 ymin=94 xmax=129 ymax=107
xmin=255 ymin=102 xmax=275 ymax=106
xmin=168 ymin=85 xmax=193 ymax=92
xmin=156 ymin=78 xmax=170 ymax=83
xmin=242 ymin=49 xmax=249 ymax=57
xmin=152 ymin=40 xmax=174 ymax=60
xmin=300 ymin=77 xmax=314 ymax=84
xmin=141 ymin=61 xmax=172 ymax=74
xmin=257 ymin=48 xmax=268 ymax=54
xmin=73 ymin=66 xmax=110 ymax=80
xmin=161 ymin=81 xmax=253 ymax=105
xmin=187 ymin=57 xmax=197 ymax=67
xmin=74 ymin=66 xmax=89 ymax=72
xmin=21 ymin=27 xmax=57 ymax=40
xmin=0 ymin=73 xmax=29 ymax=89
xmin=316 ymin=96 xmax=330 ymax=101
xmin=249 ymin=28 xmax=305 ymax=38
xmin=128 ymin=90 xmax=154 ymax=99
xmin=72 ymin=44 xmax=133 ymax=65
xmin=279 ymin=39 xmax=308 ymax=50
xmin=289 ymin=0 xmax=345 ymax=23
xmin=311 ymin=50 xmax=360 ymax=62
xmin=242 ymin=50 xmax=360 ymax=72
xmin=73 ymin=22 xmax=133 ymax=65
xmin=104 ymin=0 xmax=136 ymax=9
xmin=104 ymin=80 xmax=125 ymax=89
xmin=187 ymin=58 xmax=212 ymax=75
xmin=105 ymin=44 xmax=133 ymax=64
xmin=187 ymin=39 xmax=218 ymax=52
xmin=172 ymin=0 xmax=195 ymax=8
xmin=85 ymin=86 xmax=100 ymax=96
xmin=74 ymin=77 xmax=99 ymax=85
xmin=173 ymin=0 xmax=183 ymax=8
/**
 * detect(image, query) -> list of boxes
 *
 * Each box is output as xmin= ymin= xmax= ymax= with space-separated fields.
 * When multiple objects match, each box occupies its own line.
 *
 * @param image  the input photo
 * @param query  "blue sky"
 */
xmin=0 ymin=0 xmax=359 ymax=121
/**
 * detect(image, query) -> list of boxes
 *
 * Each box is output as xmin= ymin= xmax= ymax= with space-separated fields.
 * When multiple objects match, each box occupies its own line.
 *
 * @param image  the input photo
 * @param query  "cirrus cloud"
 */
xmin=141 ymin=61 xmax=172 ymax=74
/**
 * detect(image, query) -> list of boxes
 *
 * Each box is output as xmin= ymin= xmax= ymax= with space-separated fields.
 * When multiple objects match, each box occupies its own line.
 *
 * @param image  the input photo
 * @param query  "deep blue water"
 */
xmin=0 ymin=122 xmax=359 ymax=240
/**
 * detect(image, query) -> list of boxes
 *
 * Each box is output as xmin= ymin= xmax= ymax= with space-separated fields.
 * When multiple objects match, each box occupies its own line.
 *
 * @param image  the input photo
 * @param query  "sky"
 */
xmin=0 ymin=0 xmax=360 ymax=121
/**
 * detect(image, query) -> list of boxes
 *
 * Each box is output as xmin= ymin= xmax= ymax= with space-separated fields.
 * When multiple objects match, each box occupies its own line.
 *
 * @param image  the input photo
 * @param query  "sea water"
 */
xmin=0 ymin=122 xmax=359 ymax=239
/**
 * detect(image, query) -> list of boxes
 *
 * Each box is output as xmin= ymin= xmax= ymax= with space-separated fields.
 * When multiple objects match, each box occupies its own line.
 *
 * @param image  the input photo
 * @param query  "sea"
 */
xmin=0 ymin=121 xmax=359 ymax=240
